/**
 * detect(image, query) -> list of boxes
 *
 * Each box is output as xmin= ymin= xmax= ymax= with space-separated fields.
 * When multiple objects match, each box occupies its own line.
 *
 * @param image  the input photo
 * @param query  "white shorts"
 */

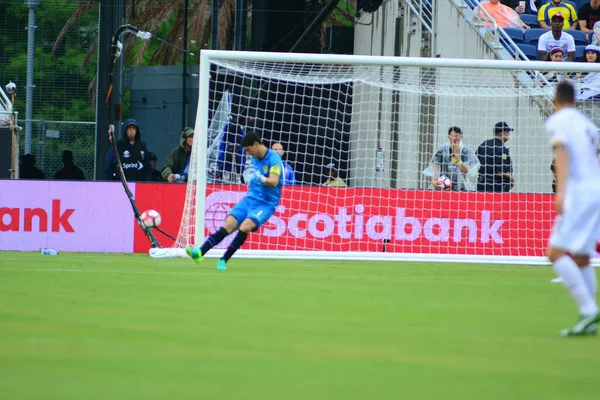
xmin=549 ymin=196 xmax=600 ymax=255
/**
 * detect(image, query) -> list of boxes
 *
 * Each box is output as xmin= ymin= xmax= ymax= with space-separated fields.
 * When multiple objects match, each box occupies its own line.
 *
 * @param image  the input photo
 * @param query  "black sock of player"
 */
xmin=221 ymin=230 xmax=248 ymax=262
xmin=200 ymin=227 xmax=229 ymax=256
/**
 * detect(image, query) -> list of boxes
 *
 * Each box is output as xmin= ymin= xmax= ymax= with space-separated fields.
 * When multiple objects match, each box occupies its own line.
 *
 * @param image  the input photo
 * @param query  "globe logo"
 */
xmin=203 ymin=191 xmax=245 ymax=236
xmin=205 ymin=202 xmax=231 ymax=234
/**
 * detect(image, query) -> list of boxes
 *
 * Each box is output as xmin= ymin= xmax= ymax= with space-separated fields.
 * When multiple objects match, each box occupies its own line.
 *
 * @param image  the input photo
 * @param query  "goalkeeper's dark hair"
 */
xmin=555 ymin=81 xmax=576 ymax=105
xmin=448 ymin=126 xmax=462 ymax=135
xmin=241 ymin=131 xmax=262 ymax=147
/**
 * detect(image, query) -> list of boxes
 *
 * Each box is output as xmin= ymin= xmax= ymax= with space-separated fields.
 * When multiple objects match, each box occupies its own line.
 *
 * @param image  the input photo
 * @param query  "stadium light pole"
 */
xmin=24 ymin=0 xmax=40 ymax=155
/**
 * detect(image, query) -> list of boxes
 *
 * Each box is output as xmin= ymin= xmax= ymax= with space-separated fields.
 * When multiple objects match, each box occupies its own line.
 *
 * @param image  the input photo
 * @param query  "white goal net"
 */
xmin=174 ymin=51 xmax=600 ymax=264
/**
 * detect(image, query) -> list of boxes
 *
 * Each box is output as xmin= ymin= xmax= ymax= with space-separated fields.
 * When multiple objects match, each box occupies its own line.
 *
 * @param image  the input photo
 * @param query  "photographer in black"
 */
xmin=105 ymin=119 xmax=152 ymax=182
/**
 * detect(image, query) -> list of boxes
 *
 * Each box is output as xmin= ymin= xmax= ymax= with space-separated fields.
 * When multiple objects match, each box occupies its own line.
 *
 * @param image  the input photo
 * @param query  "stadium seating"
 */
xmin=589 ymin=31 xmax=595 ymax=44
xmin=504 ymin=28 xmax=525 ymax=44
xmin=524 ymin=28 xmax=547 ymax=45
xmin=565 ymin=30 xmax=588 ymax=46
xmin=517 ymin=43 xmax=539 ymax=60
xmin=520 ymin=14 xmax=540 ymax=29
xmin=576 ymin=45 xmax=586 ymax=60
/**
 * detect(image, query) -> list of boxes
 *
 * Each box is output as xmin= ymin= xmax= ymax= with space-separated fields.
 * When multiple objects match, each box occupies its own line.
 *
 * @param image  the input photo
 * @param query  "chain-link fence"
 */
xmin=0 ymin=1 xmax=353 ymax=181
xmin=19 ymin=120 xmax=96 ymax=180
xmin=1 ymin=0 xmax=99 ymax=179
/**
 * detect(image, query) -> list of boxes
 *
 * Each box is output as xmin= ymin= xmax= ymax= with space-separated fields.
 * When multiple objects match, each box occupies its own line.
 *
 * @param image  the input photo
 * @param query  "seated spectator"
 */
xmin=579 ymin=43 xmax=600 ymax=62
xmin=323 ymin=163 xmax=347 ymax=187
xmin=19 ymin=153 xmax=45 ymax=180
xmin=576 ymin=44 xmax=600 ymax=71
xmin=538 ymin=13 xmax=576 ymax=61
xmin=501 ymin=0 xmax=541 ymax=15
xmin=576 ymin=45 xmax=600 ymax=99
xmin=162 ymin=127 xmax=194 ymax=183
xmin=149 ymin=152 xmax=163 ymax=181
xmin=475 ymin=0 xmax=531 ymax=29
xmin=541 ymin=47 xmax=571 ymax=82
xmin=54 ymin=150 xmax=85 ymax=180
xmin=271 ymin=142 xmax=296 ymax=185
xmin=577 ymin=0 xmax=600 ymax=35
xmin=538 ymin=0 xmax=578 ymax=29
xmin=423 ymin=126 xmax=480 ymax=191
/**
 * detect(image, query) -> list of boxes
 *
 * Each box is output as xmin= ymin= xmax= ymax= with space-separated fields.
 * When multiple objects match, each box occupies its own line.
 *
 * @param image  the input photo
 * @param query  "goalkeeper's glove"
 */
xmin=253 ymin=170 xmax=267 ymax=183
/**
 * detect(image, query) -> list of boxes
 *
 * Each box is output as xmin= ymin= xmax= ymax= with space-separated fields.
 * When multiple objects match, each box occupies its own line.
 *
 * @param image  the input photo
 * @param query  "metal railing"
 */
xmin=405 ymin=0 xmax=434 ymax=34
xmin=457 ymin=0 xmax=501 ymax=48
xmin=453 ymin=0 xmax=551 ymax=87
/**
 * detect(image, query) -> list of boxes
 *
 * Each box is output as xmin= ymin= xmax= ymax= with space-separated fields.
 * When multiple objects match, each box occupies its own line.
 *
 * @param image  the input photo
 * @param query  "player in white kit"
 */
xmin=546 ymin=82 xmax=600 ymax=336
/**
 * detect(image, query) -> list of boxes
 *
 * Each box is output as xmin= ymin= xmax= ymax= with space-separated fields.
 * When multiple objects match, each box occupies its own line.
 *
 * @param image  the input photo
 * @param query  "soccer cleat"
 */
xmin=585 ymin=324 xmax=598 ymax=335
xmin=551 ymin=276 xmax=564 ymax=283
xmin=185 ymin=246 xmax=202 ymax=263
xmin=559 ymin=314 xmax=600 ymax=337
xmin=217 ymin=259 xmax=227 ymax=271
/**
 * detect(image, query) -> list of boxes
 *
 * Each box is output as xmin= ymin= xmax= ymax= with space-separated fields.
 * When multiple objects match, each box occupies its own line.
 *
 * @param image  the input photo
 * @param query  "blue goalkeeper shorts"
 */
xmin=228 ymin=196 xmax=275 ymax=231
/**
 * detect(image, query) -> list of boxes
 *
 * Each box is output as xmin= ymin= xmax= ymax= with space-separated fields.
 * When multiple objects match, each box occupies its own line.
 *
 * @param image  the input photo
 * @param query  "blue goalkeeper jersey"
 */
xmin=246 ymin=149 xmax=283 ymax=206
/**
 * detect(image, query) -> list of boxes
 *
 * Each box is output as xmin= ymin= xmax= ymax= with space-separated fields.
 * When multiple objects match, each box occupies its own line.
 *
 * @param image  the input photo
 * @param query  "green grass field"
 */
xmin=0 ymin=252 xmax=599 ymax=399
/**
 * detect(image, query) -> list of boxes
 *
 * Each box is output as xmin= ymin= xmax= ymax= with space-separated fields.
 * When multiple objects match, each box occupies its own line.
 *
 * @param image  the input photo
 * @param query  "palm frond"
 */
xmin=190 ymin=0 xmax=209 ymax=48
xmin=52 ymin=0 xmax=96 ymax=54
xmin=81 ymin=37 xmax=98 ymax=71
xmin=133 ymin=39 xmax=152 ymax=66
xmin=150 ymin=6 xmax=185 ymax=65
xmin=125 ymin=0 xmax=184 ymax=62
xmin=201 ymin=15 xmax=212 ymax=50
xmin=325 ymin=1 xmax=355 ymax=26
xmin=218 ymin=0 xmax=236 ymax=49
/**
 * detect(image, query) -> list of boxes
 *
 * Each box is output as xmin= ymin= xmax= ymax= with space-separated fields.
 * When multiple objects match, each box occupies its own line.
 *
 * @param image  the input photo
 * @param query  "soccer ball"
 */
xmin=437 ymin=175 xmax=452 ymax=191
xmin=140 ymin=209 xmax=161 ymax=230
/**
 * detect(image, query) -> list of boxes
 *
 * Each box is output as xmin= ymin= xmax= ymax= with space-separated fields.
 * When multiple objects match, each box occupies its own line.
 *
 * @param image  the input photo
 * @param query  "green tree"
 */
xmin=0 ymin=0 xmax=98 ymax=121
xmin=0 ymin=0 xmax=98 ymax=178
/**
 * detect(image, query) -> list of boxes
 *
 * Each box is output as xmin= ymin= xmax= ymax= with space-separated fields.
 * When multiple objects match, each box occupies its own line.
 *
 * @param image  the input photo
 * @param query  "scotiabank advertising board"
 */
xmin=134 ymin=184 xmax=555 ymax=257
xmin=1 ymin=181 xmax=554 ymax=256
xmin=0 ymin=180 xmax=136 ymax=252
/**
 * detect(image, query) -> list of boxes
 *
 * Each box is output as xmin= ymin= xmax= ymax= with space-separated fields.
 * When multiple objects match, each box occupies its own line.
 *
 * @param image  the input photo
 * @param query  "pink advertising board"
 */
xmin=0 ymin=180 xmax=135 ymax=252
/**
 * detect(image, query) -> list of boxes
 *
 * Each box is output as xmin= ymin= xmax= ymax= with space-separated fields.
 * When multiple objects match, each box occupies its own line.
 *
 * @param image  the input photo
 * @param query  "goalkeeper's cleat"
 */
xmin=559 ymin=314 xmax=600 ymax=337
xmin=551 ymin=276 xmax=563 ymax=283
xmin=217 ymin=259 xmax=227 ymax=271
xmin=185 ymin=246 xmax=202 ymax=263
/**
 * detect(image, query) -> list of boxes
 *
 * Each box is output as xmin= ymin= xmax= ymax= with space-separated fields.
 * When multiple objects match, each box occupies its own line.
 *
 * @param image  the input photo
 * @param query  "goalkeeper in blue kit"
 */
xmin=186 ymin=132 xmax=283 ymax=270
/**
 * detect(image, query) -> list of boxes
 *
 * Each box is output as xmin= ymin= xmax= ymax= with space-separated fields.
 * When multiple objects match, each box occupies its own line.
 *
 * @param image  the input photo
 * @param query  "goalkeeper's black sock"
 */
xmin=221 ymin=230 xmax=248 ymax=262
xmin=201 ymin=227 xmax=229 ymax=256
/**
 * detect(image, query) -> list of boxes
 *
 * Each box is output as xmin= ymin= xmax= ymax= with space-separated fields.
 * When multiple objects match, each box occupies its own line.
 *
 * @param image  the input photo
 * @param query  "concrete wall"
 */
xmin=128 ymin=65 xmax=198 ymax=170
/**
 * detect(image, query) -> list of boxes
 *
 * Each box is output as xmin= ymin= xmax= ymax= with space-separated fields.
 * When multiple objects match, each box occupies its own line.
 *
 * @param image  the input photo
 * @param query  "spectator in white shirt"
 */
xmin=538 ymin=12 xmax=576 ymax=61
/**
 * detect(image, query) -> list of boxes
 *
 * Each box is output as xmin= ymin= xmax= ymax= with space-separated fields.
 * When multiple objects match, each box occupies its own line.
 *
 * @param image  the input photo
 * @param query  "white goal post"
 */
xmin=175 ymin=50 xmax=600 ymax=265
